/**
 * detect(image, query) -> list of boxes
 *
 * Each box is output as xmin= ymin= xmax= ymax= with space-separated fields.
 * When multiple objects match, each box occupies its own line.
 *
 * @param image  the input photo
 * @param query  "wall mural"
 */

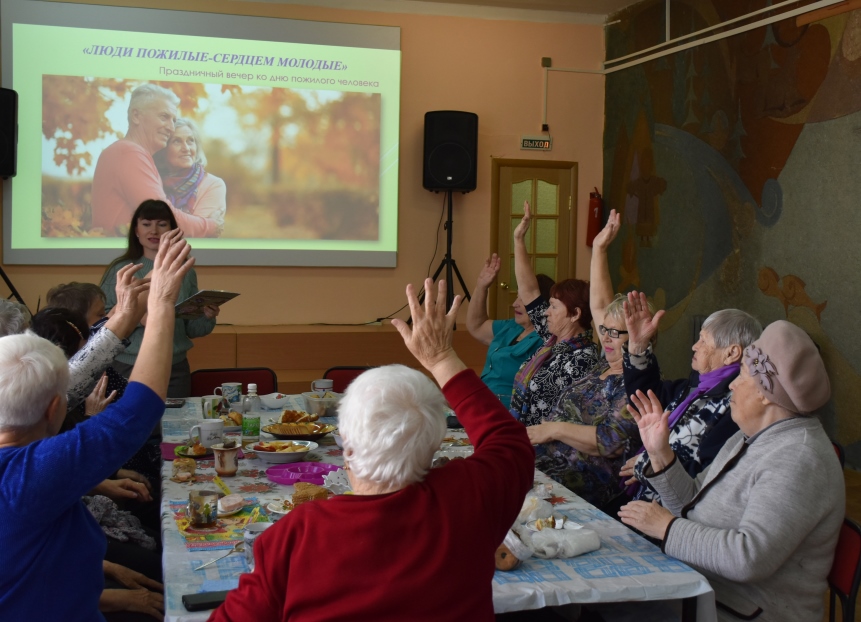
xmin=603 ymin=1 xmax=861 ymax=464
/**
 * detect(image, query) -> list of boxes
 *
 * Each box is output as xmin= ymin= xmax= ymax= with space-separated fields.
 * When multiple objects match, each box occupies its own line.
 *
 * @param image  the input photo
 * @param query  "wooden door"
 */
xmin=490 ymin=160 xmax=577 ymax=319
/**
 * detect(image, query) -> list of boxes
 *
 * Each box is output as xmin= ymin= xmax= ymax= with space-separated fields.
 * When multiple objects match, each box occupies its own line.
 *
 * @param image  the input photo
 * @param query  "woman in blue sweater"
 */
xmin=0 ymin=231 xmax=193 ymax=621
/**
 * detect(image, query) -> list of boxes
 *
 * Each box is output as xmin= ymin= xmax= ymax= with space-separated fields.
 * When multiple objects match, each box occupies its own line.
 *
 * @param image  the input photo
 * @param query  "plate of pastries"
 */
xmin=261 ymin=421 xmax=336 ymax=441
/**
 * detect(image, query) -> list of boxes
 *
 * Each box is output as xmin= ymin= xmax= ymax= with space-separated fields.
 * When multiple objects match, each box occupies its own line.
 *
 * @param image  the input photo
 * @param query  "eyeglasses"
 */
xmin=598 ymin=325 xmax=629 ymax=339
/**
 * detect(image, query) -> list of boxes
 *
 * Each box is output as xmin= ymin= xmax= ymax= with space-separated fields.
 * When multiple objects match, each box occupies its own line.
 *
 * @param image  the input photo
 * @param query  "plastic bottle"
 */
xmin=242 ymin=384 xmax=262 ymax=444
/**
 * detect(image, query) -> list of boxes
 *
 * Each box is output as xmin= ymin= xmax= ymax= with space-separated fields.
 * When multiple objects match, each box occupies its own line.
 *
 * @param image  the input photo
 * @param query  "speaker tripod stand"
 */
xmin=417 ymin=190 xmax=471 ymax=317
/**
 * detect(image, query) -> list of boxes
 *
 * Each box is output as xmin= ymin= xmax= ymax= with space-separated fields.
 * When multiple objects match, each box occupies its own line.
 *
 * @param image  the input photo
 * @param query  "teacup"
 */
xmin=212 ymin=443 xmax=240 ymax=477
xmin=189 ymin=419 xmax=224 ymax=448
xmin=215 ymin=382 xmax=243 ymax=405
xmin=310 ymin=379 xmax=334 ymax=395
xmin=187 ymin=490 xmax=219 ymax=529
xmin=201 ymin=395 xmax=221 ymax=419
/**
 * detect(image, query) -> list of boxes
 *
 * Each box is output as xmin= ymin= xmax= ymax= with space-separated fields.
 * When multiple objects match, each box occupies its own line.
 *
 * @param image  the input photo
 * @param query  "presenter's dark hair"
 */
xmin=117 ymin=199 xmax=178 ymax=263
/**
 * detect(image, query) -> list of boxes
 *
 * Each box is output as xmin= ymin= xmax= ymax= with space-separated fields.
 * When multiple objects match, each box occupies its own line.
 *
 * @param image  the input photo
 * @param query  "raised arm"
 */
xmin=589 ymin=209 xmax=620 ymax=329
xmin=513 ymin=201 xmax=540 ymax=305
xmin=466 ymin=254 xmax=500 ymax=346
xmin=128 ymin=229 xmax=194 ymax=398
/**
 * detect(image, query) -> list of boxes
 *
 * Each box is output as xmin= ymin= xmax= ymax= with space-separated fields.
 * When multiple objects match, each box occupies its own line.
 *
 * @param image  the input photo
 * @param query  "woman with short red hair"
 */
xmin=509 ymin=202 xmax=600 ymax=426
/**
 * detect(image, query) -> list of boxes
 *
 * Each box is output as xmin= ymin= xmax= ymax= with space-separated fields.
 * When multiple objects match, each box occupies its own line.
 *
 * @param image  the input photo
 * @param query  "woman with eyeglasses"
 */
xmin=525 ymin=211 xmax=643 ymax=512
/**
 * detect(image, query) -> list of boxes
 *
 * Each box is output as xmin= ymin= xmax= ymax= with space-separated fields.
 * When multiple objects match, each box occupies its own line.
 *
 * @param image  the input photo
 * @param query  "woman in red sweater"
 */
xmin=210 ymin=280 xmax=535 ymax=622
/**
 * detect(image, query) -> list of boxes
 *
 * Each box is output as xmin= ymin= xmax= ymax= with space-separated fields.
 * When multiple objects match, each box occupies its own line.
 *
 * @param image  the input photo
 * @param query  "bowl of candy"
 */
xmin=260 ymin=393 xmax=291 ymax=409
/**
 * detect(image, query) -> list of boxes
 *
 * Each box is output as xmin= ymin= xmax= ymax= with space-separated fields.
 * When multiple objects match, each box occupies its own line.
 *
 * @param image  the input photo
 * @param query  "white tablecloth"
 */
xmin=160 ymin=397 xmax=715 ymax=621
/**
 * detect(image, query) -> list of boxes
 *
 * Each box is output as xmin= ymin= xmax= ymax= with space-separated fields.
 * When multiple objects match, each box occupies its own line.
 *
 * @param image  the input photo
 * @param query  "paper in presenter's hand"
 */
xmin=175 ymin=290 xmax=239 ymax=319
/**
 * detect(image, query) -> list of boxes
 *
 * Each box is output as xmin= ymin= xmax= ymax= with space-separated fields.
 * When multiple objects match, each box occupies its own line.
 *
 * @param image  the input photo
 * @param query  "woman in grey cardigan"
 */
xmin=618 ymin=320 xmax=844 ymax=622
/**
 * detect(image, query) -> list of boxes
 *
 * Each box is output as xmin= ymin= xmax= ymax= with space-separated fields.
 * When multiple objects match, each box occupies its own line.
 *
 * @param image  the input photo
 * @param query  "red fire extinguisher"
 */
xmin=586 ymin=187 xmax=603 ymax=247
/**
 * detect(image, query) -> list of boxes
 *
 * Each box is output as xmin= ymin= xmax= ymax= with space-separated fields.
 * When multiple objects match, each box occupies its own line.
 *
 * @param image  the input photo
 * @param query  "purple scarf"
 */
xmin=625 ymin=362 xmax=740 ymax=496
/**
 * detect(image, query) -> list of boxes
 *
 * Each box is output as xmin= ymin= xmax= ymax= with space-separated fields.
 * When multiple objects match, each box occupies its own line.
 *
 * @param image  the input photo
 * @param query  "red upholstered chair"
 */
xmin=323 ymin=366 xmax=371 ymax=393
xmin=189 ymin=367 xmax=278 ymax=397
xmin=829 ymin=518 xmax=861 ymax=622
xmin=833 ymin=441 xmax=846 ymax=469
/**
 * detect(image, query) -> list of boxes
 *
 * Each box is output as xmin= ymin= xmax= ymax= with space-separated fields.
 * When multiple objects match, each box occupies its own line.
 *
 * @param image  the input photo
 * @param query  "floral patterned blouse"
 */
xmin=509 ymin=297 xmax=600 ymax=427
xmin=534 ymin=366 xmax=641 ymax=510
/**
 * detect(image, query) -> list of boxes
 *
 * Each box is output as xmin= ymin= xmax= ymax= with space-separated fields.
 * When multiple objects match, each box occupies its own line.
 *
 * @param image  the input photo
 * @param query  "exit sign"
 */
xmin=521 ymin=136 xmax=552 ymax=151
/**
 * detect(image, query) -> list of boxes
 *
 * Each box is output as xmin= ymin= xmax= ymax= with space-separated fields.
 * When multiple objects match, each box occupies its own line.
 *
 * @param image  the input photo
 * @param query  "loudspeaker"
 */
xmin=0 ymin=88 xmax=18 ymax=179
xmin=423 ymin=111 xmax=477 ymax=192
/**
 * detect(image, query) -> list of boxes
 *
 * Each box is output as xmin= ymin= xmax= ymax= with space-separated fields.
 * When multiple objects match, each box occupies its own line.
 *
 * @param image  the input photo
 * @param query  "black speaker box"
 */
xmin=423 ymin=111 xmax=477 ymax=192
xmin=0 ymin=88 xmax=18 ymax=179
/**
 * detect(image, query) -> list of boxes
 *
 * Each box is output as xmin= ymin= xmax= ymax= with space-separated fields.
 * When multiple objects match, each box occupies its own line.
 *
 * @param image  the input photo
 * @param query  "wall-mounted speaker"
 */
xmin=0 ymin=88 xmax=18 ymax=179
xmin=423 ymin=111 xmax=477 ymax=193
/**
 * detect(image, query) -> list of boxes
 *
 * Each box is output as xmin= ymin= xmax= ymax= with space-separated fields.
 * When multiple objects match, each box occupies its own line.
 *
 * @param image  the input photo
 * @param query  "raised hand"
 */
xmin=629 ymin=389 xmax=674 ymax=470
xmin=513 ymin=201 xmax=531 ymax=242
xmin=476 ymin=254 xmax=501 ymax=289
xmin=149 ymin=229 xmax=194 ymax=306
xmin=592 ymin=209 xmax=620 ymax=250
xmin=84 ymin=373 xmax=117 ymax=416
xmin=113 ymin=263 xmax=150 ymax=324
xmin=392 ymin=278 xmax=465 ymax=387
xmin=623 ymin=291 xmax=664 ymax=354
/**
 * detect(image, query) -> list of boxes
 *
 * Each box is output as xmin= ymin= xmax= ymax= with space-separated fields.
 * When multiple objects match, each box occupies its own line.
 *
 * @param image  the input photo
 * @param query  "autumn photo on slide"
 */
xmin=41 ymin=76 xmax=382 ymax=240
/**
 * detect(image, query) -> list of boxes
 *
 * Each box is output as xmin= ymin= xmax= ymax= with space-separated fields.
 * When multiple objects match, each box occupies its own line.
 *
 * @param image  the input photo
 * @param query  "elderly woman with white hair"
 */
xmin=154 ymin=117 xmax=226 ymax=237
xmin=619 ymin=321 xmax=843 ymax=621
xmin=91 ymin=83 xmax=219 ymax=237
xmin=619 ymin=293 xmax=762 ymax=502
xmin=211 ymin=280 xmax=534 ymax=622
xmin=0 ymin=231 xmax=193 ymax=620
xmin=525 ymin=211 xmax=643 ymax=512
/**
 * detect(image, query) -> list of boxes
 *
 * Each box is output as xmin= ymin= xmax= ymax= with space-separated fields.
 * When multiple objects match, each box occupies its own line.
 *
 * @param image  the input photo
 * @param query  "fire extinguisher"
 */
xmin=586 ymin=187 xmax=603 ymax=247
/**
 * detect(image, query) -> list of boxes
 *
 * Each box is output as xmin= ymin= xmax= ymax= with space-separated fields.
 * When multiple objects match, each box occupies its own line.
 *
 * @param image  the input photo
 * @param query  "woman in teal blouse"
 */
xmin=466 ymin=253 xmax=554 ymax=408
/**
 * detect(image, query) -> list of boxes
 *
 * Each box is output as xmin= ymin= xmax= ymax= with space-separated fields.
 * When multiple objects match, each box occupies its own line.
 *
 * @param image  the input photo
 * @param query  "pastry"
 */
xmin=534 ymin=516 xmax=555 ymax=531
xmin=172 ymin=457 xmax=196 ymax=477
xmin=292 ymin=482 xmax=328 ymax=505
xmin=495 ymin=543 xmax=522 ymax=571
xmin=188 ymin=441 xmax=207 ymax=456
xmin=220 ymin=411 xmax=243 ymax=426
xmin=219 ymin=494 xmax=245 ymax=513
xmin=279 ymin=409 xmax=317 ymax=423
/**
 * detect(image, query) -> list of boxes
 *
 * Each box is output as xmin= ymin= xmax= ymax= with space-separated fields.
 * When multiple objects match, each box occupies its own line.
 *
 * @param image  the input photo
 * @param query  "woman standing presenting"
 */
xmin=100 ymin=199 xmax=219 ymax=397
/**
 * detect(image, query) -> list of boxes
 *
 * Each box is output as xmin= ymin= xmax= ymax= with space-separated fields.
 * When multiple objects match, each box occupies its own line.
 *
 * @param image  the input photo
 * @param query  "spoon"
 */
xmin=194 ymin=541 xmax=244 ymax=571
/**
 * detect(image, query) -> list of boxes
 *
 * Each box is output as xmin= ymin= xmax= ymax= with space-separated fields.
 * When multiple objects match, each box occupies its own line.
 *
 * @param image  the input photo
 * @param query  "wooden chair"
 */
xmin=189 ymin=367 xmax=278 ymax=397
xmin=323 ymin=366 xmax=371 ymax=393
xmin=829 ymin=517 xmax=861 ymax=622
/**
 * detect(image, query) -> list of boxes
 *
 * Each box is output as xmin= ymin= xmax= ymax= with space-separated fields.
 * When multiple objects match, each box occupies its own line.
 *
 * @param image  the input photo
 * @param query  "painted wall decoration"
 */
xmin=603 ymin=1 xmax=861 ymax=464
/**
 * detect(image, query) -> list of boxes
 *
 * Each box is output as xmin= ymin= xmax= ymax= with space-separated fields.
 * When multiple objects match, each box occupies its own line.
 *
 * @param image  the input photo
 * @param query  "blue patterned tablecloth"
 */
xmin=161 ymin=397 xmax=715 ymax=622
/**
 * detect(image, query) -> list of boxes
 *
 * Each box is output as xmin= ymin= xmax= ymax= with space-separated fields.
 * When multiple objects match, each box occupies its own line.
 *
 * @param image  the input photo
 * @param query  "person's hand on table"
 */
xmin=92 ymin=478 xmax=152 ymax=503
xmin=629 ymin=389 xmax=674 ymax=472
xmin=115 ymin=468 xmax=152 ymax=492
xmin=392 ymin=278 xmax=465 ymax=387
xmin=104 ymin=560 xmax=163 ymax=592
xmin=526 ymin=423 xmax=558 ymax=445
xmin=84 ymin=373 xmax=117 ymax=416
xmin=101 ymin=588 xmax=164 ymax=620
xmin=618 ymin=500 xmax=675 ymax=540
xmin=202 ymin=304 xmax=220 ymax=320
xmin=620 ymin=455 xmax=639 ymax=486
xmin=476 ymin=254 xmax=501 ymax=289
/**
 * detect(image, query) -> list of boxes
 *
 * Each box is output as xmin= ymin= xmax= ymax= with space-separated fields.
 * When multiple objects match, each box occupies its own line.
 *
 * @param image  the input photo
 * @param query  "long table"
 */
xmin=160 ymin=397 xmax=716 ymax=622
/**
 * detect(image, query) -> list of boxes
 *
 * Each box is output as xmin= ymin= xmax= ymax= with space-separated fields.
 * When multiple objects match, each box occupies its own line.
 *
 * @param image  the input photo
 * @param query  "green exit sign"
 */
xmin=521 ymin=136 xmax=552 ymax=151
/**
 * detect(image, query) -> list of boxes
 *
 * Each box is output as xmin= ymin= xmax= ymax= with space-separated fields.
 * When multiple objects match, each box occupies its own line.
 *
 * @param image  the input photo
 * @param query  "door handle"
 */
xmin=499 ymin=282 xmax=509 ymax=289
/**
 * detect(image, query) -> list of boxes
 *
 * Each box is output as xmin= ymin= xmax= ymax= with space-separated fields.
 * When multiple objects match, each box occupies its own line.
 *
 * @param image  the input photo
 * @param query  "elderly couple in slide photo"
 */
xmin=90 ymin=83 xmax=226 ymax=238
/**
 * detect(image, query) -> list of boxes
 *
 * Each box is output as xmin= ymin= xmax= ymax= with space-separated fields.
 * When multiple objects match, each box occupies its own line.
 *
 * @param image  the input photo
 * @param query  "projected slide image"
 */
xmin=41 ymin=76 xmax=381 ymax=241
